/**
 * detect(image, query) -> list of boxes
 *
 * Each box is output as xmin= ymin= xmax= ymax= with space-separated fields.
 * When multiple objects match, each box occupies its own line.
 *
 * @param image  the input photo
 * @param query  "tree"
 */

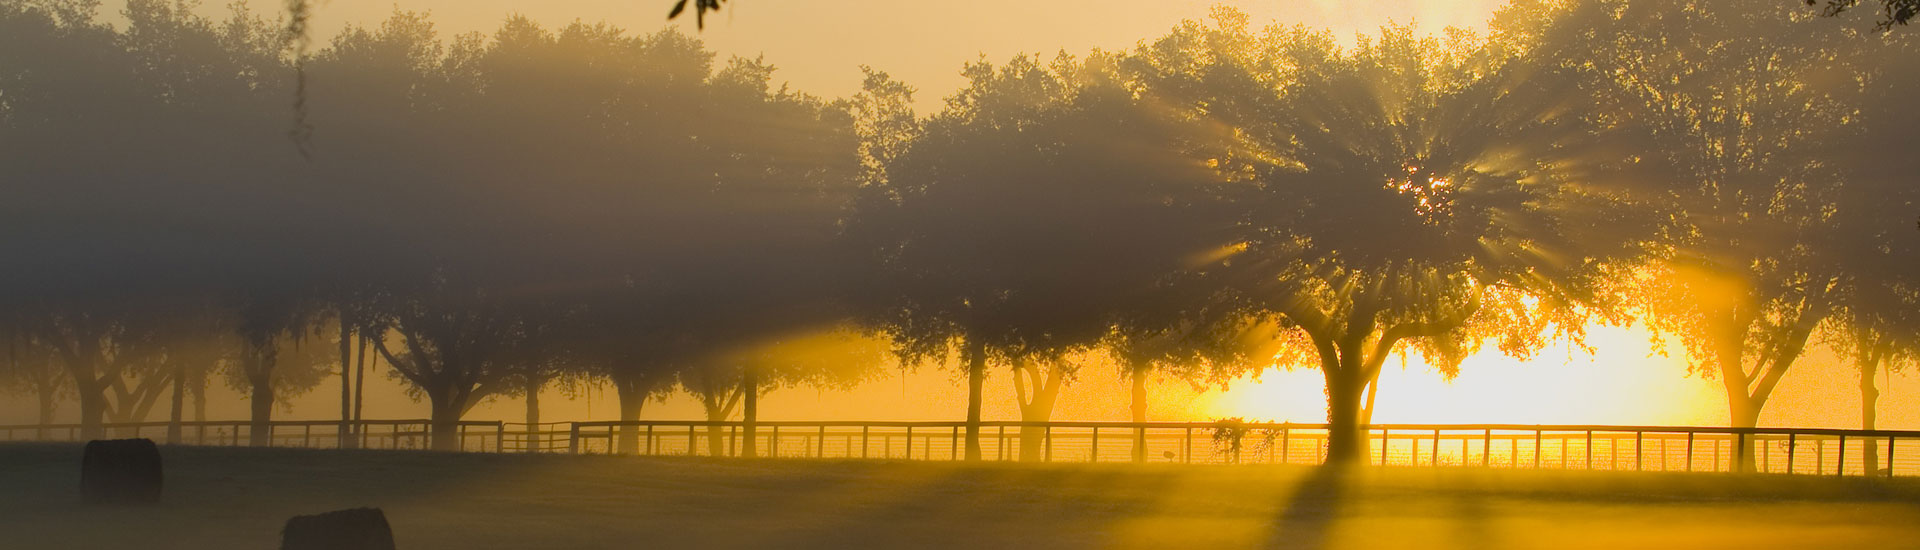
xmin=24 ymin=307 xmax=183 ymax=439
xmin=1105 ymin=313 xmax=1301 ymax=461
xmin=495 ymin=308 xmax=586 ymax=453
xmin=855 ymin=48 xmax=1239 ymax=460
xmin=222 ymin=312 xmax=333 ymax=446
xmin=1139 ymin=9 xmax=1651 ymax=465
xmin=364 ymin=281 xmax=536 ymax=452
xmin=0 ymin=325 xmax=68 ymax=437
xmin=671 ymin=326 xmax=884 ymax=456
xmin=1545 ymin=0 xmax=1872 ymax=471
xmin=156 ymin=321 xmax=224 ymax=444
xmin=1822 ymin=28 xmax=1920 ymax=475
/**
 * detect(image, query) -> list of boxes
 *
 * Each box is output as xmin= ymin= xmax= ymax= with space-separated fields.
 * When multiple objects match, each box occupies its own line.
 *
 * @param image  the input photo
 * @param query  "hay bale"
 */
xmin=80 ymin=438 xmax=163 ymax=505
xmin=281 ymin=507 xmax=397 ymax=550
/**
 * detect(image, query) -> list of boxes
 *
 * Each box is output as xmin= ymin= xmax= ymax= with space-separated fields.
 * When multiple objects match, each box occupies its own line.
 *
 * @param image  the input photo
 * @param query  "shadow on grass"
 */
xmin=1265 ymin=464 xmax=1347 ymax=549
xmin=778 ymin=465 xmax=1182 ymax=549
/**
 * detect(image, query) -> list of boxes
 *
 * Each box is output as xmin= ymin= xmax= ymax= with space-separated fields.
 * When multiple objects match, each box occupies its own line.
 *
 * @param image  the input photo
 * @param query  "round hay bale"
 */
xmin=281 ymin=507 xmax=397 ymax=550
xmin=80 ymin=438 xmax=163 ymax=505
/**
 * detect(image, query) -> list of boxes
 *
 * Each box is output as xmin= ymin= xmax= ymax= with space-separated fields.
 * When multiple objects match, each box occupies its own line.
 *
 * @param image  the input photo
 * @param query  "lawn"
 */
xmin=2 ymin=442 xmax=1918 ymax=549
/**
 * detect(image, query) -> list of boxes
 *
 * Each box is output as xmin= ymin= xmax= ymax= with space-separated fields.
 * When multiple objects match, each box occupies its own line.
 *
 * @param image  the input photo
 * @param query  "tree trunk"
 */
xmin=1360 ymin=376 xmax=1380 ymax=425
xmin=524 ymin=377 xmax=542 ymax=453
xmin=245 ymin=339 xmax=279 ymax=447
xmin=704 ymin=401 xmax=729 ymax=457
xmin=1324 ymin=370 xmax=1369 ymax=466
xmin=192 ymin=378 xmax=206 ymax=422
xmin=353 ymin=335 xmax=370 ymax=438
xmin=1014 ymin=360 xmax=1063 ymax=462
xmin=1017 ymin=389 xmax=1059 ymax=462
xmin=77 ymin=378 xmax=107 ymax=440
xmin=339 ymin=318 xmax=354 ymax=449
xmin=741 ymin=365 xmax=759 ymax=458
xmin=964 ymin=340 xmax=986 ymax=461
xmin=1131 ymin=363 xmax=1148 ymax=463
xmin=166 ymin=365 xmax=185 ymax=445
xmin=428 ymin=389 xmax=463 ymax=452
xmin=615 ymin=375 xmax=648 ymax=454
xmin=36 ymin=386 xmax=57 ymax=440
xmin=249 ymin=373 xmax=275 ymax=447
xmin=1727 ymin=394 xmax=1763 ymax=472
xmin=1860 ymin=349 xmax=1882 ymax=475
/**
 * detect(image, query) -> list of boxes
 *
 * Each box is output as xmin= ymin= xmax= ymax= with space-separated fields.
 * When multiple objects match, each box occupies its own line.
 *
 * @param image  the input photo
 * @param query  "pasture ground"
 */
xmin=2 ymin=442 xmax=1918 ymax=549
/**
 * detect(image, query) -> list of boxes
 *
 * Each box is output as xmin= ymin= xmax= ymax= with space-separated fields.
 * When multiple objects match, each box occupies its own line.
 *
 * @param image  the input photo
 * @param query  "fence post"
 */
xmin=821 ymin=426 xmax=829 ymax=459
xmin=1787 ymin=433 xmax=1797 ymax=474
xmin=1837 ymin=435 xmax=1847 ymax=477
xmin=999 ymin=425 xmax=1007 ymax=461
xmin=1534 ymin=430 xmax=1542 ymax=469
xmin=1433 ymin=429 xmax=1441 ymax=468
xmin=1044 ymin=426 xmax=1053 ymax=463
xmin=1281 ymin=428 xmax=1291 ymax=465
xmin=906 ymin=426 xmax=914 ymax=459
xmin=646 ymin=424 xmax=655 ymax=455
xmin=496 ymin=422 xmax=505 ymax=453
xmin=1379 ymin=429 xmax=1389 ymax=466
xmin=569 ymin=423 xmax=580 ymax=454
xmin=1184 ymin=427 xmax=1192 ymax=464
xmin=1888 ymin=437 xmax=1896 ymax=477
xmin=1635 ymin=432 xmax=1646 ymax=471
xmin=951 ymin=426 xmax=959 ymax=461
xmin=1482 ymin=429 xmax=1490 ymax=467
xmin=772 ymin=426 xmax=780 ymax=458
xmin=1686 ymin=432 xmax=1695 ymax=472
xmin=1090 ymin=427 xmax=1099 ymax=463
xmin=690 ymin=425 xmax=697 ymax=457
xmin=861 ymin=426 xmax=869 ymax=459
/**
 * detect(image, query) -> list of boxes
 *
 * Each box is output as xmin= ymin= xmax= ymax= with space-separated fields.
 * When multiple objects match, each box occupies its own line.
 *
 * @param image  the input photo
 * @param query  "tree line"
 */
xmin=1 ymin=0 xmax=1917 ymax=469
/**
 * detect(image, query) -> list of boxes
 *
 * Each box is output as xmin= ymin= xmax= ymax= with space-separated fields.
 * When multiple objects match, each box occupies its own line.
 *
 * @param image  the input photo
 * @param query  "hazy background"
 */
xmin=7 ymin=0 xmax=1909 ymax=430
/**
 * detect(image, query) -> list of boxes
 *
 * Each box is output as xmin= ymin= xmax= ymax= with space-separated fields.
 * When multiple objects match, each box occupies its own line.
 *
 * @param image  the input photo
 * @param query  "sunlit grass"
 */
xmin=3 ymin=443 xmax=1918 ymax=549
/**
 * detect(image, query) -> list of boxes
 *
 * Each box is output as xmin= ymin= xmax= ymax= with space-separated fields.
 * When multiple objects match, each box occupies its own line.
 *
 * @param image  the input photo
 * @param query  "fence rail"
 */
xmin=4 ymin=419 xmax=1916 ymax=478
xmin=0 ymin=420 xmax=506 ymax=453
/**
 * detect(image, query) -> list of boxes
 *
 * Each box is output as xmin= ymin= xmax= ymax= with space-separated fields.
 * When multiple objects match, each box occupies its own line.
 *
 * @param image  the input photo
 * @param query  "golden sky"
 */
xmin=114 ymin=0 xmax=1510 ymax=111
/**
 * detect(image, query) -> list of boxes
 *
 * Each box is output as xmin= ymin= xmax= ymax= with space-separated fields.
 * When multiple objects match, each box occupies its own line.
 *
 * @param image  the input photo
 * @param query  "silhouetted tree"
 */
xmin=856 ymin=49 xmax=1239 ymax=460
xmin=1545 ymin=0 xmax=1873 ymax=471
xmin=0 ymin=325 xmax=67 ymax=437
xmin=1143 ymin=9 xmax=1652 ymax=465
xmin=1822 ymin=29 xmax=1920 ymax=474
xmin=364 ymin=280 xmax=534 ymax=452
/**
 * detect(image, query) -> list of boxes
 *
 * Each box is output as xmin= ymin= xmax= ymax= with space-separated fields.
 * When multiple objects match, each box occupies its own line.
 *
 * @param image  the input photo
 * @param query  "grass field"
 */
xmin=3 ymin=443 xmax=1919 ymax=549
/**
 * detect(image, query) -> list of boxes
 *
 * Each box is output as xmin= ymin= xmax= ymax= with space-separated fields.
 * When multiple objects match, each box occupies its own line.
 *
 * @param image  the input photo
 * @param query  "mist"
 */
xmin=3 ymin=0 xmax=1918 ymax=464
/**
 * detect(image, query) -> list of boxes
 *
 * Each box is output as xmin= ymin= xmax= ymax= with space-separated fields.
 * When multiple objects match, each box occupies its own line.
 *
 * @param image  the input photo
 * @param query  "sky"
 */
xmin=22 ymin=0 xmax=1914 ymax=432
xmin=109 ymin=0 xmax=1509 ymax=112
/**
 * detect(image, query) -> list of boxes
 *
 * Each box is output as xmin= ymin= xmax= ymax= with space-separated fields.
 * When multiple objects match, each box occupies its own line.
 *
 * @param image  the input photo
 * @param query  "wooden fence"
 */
xmin=565 ymin=420 xmax=1920 ymax=477
xmin=5 ymin=419 xmax=1916 ymax=478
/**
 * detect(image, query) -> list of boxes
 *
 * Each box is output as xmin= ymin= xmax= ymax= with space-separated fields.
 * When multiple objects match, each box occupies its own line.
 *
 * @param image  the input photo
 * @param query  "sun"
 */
xmin=1202 ymin=323 xmax=1728 ymax=426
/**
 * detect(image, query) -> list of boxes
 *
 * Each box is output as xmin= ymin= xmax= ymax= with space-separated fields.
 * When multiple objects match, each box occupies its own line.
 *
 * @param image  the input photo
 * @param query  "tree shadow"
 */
xmin=1264 ymin=465 xmax=1349 ymax=550
xmin=1446 ymin=484 xmax=1493 ymax=550
xmin=778 ymin=465 xmax=1181 ymax=549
